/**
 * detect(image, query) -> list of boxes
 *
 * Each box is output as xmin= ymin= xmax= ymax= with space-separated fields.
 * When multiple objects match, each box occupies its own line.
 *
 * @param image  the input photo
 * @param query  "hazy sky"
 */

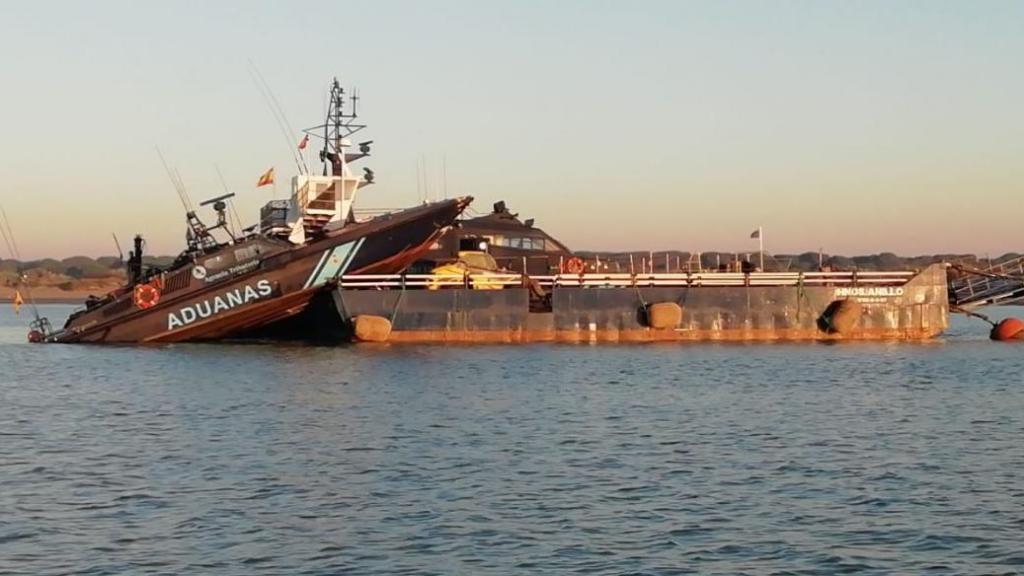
xmin=1 ymin=0 xmax=1022 ymax=259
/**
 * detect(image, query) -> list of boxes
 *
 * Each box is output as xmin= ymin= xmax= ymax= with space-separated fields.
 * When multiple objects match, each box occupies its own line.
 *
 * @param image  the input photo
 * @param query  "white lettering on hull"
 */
xmin=833 ymin=286 xmax=907 ymax=305
xmin=833 ymin=287 xmax=905 ymax=298
xmin=167 ymin=279 xmax=274 ymax=330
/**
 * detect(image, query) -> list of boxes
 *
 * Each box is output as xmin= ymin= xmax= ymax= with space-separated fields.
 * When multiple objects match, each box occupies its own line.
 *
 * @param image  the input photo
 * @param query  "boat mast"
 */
xmin=316 ymin=79 xmax=368 ymax=178
xmin=282 ymin=78 xmax=374 ymax=243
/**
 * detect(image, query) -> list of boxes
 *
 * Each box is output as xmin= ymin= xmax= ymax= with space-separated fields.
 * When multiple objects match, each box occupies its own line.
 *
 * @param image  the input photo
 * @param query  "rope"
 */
xmin=796 ymin=273 xmax=819 ymax=325
xmin=951 ymin=305 xmax=996 ymax=327
xmin=388 ymin=274 xmax=408 ymax=325
xmin=796 ymin=273 xmax=804 ymax=322
xmin=631 ymin=273 xmax=648 ymax=309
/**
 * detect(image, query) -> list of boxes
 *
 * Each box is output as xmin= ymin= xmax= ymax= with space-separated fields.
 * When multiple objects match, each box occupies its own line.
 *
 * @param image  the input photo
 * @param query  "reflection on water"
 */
xmin=2 ymin=305 xmax=1023 ymax=574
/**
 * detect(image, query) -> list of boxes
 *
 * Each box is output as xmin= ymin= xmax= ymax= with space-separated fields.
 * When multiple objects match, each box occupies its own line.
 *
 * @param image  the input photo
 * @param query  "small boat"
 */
xmin=32 ymin=78 xmax=472 ymax=343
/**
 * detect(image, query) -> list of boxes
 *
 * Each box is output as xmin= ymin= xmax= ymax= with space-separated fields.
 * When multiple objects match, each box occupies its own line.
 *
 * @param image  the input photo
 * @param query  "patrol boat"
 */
xmin=32 ymin=79 xmax=472 ymax=343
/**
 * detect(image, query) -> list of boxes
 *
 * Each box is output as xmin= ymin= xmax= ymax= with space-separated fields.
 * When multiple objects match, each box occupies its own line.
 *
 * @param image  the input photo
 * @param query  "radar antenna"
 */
xmin=302 ymin=78 xmax=368 ymax=177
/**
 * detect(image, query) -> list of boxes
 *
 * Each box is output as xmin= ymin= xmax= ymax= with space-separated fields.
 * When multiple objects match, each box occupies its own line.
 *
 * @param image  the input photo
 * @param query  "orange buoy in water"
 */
xmin=990 ymin=317 xmax=1024 ymax=341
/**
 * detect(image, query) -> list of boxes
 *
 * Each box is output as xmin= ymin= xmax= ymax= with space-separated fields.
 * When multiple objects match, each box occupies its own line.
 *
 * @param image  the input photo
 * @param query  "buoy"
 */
xmin=564 ymin=257 xmax=586 ymax=275
xmin=352 ymin=315 xmax=392 ymax=343
xmin=990 ymin=317 xmax=1024 ymax=341
xmin=646 ymin=302 xmax=683 ymax=329
xmin=27 ymin=330 xmax=43 ymax=343
xmin=819 ymin=299 xmax=862 ymax=334
xmin=133 ymin=282 xmax=161 ymax=310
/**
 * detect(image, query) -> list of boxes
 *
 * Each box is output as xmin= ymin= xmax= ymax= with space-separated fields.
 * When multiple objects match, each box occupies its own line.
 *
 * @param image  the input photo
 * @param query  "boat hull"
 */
xmin=48 ymin=198 xmax=471 ymax=343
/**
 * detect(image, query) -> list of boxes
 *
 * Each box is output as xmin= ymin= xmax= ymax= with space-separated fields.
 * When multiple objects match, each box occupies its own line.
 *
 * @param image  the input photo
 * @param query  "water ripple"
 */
xmin=1 ymin=305 xmax=1023 ymax=574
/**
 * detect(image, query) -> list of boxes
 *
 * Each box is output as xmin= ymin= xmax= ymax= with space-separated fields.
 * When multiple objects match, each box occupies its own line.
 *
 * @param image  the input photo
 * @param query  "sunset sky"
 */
xmin=1 ymin=1 xmax=1022 ymax=259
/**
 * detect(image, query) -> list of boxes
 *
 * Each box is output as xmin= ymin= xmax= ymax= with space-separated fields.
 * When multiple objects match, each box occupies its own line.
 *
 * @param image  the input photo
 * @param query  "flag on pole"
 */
xmin=298 ymin=134 xmax=309 ymax=150
xmin=256 ymin=167 xmax=275 ymax=187
xmin=12 ymin=290 xmax=24 ymax=315
xmin=751 ymin=227 xmax=765 ymax=271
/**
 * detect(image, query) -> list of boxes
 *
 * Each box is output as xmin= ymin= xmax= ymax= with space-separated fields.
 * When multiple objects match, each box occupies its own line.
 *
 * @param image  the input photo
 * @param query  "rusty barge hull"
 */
xmin=332 ymin=264 xmax=948 ymax=343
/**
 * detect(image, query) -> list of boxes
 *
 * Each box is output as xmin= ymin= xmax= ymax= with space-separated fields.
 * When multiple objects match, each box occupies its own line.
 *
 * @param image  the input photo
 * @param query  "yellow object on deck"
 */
xmin=429 ymin=251 xmax=508 ymax=290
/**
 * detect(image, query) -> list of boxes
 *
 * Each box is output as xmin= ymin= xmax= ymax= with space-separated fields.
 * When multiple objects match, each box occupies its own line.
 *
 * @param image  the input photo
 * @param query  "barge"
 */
xmin=330 ymin=264 xmax=949 ymax=343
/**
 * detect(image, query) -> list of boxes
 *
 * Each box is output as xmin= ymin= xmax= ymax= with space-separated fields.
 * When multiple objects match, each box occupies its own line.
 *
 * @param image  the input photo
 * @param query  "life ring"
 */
xmin=133 ymin=282 xmax=161 ymax=310
xmin=564 ymin=257 xmax=586 ymax=275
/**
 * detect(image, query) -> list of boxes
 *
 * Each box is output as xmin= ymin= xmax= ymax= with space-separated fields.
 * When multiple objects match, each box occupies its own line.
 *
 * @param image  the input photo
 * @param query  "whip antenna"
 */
xmin=155 ymin=147 xmax=194 ymax=213
xmin=247 ymin=62 xmax=305 ymax=175
xmin=112 ymin=233 xmax=125 ymax=265
xmin=0 ymin=209 xmax=15 ymax=258
xmin=173 ymin=169 xmax=195 ymax=211
xmin=0 ymin=206 xmax=24 ymax=261
xmin=0 ymin=205 xmax=41 ymax=321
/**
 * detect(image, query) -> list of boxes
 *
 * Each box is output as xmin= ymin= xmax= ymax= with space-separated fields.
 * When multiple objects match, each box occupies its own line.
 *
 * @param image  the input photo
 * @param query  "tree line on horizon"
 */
xmin=0 ymin=256 xmax=175 ymax=285
xmin=2 ymin=251 xmax=1021 ymax=284
xmin=572 ymin=251 xmax=1022 ymax=273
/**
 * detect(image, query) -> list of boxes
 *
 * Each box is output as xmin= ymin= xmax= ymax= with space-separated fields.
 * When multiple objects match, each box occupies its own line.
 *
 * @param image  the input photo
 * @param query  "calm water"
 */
xmin=2 ymin=304 xmax=1023 ymax=575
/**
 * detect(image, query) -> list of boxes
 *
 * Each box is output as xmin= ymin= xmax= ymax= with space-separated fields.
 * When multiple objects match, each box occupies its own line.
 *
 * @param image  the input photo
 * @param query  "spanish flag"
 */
xmin=256 ymin=167 xmax=275 ymax=187
xmin=12 ymin=290 xmax=24 ymax=315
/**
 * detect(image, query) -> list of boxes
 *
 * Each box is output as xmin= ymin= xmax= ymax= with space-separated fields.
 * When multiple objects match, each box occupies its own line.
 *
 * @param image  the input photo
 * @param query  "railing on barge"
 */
xmin=338 ymin=270 xmax=917 ymax=289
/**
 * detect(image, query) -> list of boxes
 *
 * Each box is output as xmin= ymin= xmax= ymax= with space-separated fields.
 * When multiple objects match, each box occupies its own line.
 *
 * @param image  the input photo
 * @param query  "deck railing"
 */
xmin=337 ymin=271 xmax=917 ymax=289
xmin=948 ymin=263 xmax=1024 ymax=308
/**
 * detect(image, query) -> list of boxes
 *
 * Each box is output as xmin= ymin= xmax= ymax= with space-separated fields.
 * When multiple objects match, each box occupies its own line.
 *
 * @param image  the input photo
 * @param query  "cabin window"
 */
xmin=546 ymin=240 xmax=567 ymax=253
xmin=491 ymin=236 xmax=545 ymax=250
xmin=234 ymin=244 xmax=264 ymax=262
xmin=201 ymin=253 xmax=232 ymax=271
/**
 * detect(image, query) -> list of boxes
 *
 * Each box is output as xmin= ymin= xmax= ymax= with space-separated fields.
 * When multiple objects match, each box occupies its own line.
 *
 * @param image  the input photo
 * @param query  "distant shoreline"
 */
xmin=1 ymin=298 xmax=81 ymax=304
